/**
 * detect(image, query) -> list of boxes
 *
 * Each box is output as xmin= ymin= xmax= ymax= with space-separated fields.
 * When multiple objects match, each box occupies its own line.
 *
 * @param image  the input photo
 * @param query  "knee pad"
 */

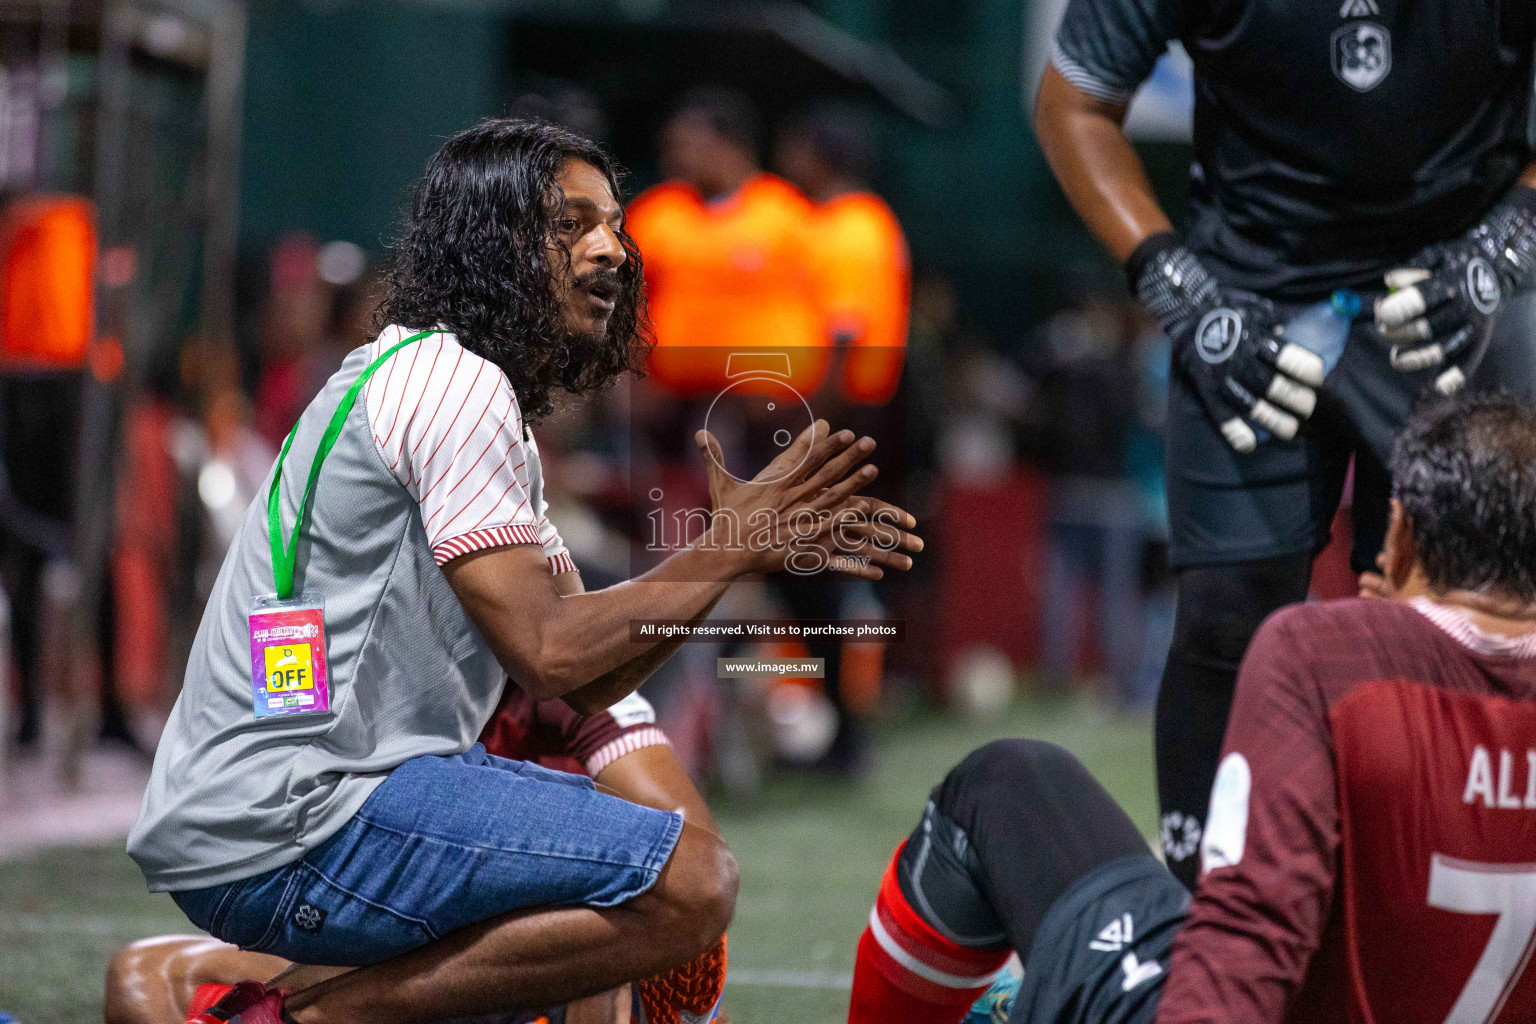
xmin=925 ymin=739 xmax=1149 ymax=928
xmin=885 ymin=741 xmax=1067 ymax=954
xmin=896 ymin=799 xmax=1007 ymax=948
xmin=936 ymin=738 xmax=1082 ymax=821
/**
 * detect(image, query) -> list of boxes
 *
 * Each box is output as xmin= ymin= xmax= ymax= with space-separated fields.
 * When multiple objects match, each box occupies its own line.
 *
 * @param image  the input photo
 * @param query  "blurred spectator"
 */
xmin=626 ymin=87 xmax=823 ymax=397
xmin=1126 ymin=315 xmax=1175 ymax=707
xmin=774 ymin=101 xmax=909 ymax=407
xmin=187 ymin=387 xmax=275 ymax=591
xmin=305 ymin=240 xmax=379 ymax=395
xmin=174 ymin=336 xmax=276 ymax=596
xmin=772 ymin=102 xmax=915 ymax=773
xmin=939 ymin=338 xmax=1035 ymax=484
xmin=0 ymin=194 xmax=94 ymax=747
xmin=1030 ymin=293 xmax=1145 ymax=705
xmin=630 ymin=89 xmax=901 ymax=777
xmin=111 ymin=361 xmax=182 ymax=749
xmin=251 ymin=234 xmax=331 ymax=449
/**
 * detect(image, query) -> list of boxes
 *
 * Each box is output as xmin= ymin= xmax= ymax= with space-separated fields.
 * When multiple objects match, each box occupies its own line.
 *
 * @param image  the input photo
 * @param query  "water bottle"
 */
xmin=1280 ymin=288 xmax=1360 ymax=378
xmin=1253 ymin=289 xmax=1359 ymax=444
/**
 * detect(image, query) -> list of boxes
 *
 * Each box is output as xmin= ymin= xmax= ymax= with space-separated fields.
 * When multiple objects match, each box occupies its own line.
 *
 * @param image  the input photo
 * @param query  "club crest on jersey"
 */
xmin=1467 ymin=257 xmax=1501 ymax=315
xmin=1332 ymin=22 xmax=1391 ymax=92
xmin=1195 ymin=308 xmax=1242 ymax=364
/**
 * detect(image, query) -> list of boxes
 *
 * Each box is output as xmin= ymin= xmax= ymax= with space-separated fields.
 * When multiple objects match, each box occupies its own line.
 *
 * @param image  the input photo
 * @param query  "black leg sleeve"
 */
xmin=898 ymin=739 xmax=1150 ymax=959
xmin=1154 ymin=553 xmax=1312 ymax=889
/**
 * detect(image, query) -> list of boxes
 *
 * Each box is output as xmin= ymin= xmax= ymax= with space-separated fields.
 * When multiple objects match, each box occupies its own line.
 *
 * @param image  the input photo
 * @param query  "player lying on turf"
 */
xmin=126 ymin=117 xmax=922 ymax=1024
xmin=108 ymin=692 xmax=721 ymax=1024
xmin=850 ymin=390 xmax=1536 ymax=1023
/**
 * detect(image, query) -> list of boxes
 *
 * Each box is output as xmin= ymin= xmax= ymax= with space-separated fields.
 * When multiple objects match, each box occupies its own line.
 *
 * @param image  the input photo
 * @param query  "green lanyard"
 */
xmin=267 ymin=330 xmax=434 ymax=599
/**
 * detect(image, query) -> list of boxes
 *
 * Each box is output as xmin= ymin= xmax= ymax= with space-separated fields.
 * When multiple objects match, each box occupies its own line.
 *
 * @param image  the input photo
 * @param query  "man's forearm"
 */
xmin=1035 ymin=64 xmax=1173 ymax=263
xmin=562 ymin=592 xmax=726 ymax=714
xmin=594 ymin=742 xmax=720 ymax=836
xmin=447 ymin=535 xmax=746 ymax=705
xmin=529 ymin=541 xmax=739 ymax=700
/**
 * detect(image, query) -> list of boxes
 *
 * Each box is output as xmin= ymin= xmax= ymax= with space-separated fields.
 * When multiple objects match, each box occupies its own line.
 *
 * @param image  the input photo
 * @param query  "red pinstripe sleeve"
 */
xmin=529 ymin=434 xmax=575 ymax=576
xmin=567 ymin=692 xmax=670 ymax=776
xmin=498 ymin=691 xmax=670 ymax=775
xmin=363 ymin=327 xmax=543 ymax=567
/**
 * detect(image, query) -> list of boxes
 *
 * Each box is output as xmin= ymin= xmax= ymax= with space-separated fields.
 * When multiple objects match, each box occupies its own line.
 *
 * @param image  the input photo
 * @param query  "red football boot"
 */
xmin=185 ymin=983 xmax=234 ymax=1021
xmin=184 ymin=981 xmax=291 ymax=1024
xmin=636 ymin=936 xmax=727 ymax=1024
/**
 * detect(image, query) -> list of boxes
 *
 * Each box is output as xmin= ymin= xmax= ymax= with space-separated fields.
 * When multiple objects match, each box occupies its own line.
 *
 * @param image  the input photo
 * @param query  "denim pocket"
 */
xmin=255 ymin=864 xmax=437 ymax=966
xmin=169 ymin=883 xmax=232 ymax=935
xmin=199 ymin=868 xmax=293 ymax=953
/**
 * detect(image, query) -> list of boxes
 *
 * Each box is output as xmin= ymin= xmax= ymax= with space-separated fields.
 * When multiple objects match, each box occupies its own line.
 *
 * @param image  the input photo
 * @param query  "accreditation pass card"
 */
xmin=249 ymin=593 xmax=331 ymax=718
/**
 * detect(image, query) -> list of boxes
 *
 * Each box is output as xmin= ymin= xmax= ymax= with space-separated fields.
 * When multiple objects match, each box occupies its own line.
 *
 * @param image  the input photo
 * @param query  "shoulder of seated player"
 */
xmin=1254 ymin=597 xmax=1445 ymax=681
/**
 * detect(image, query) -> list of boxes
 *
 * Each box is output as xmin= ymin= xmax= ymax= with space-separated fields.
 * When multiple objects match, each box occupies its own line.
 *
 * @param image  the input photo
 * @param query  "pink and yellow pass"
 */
xmin=248 ymin=600 xmax=331 ymax=718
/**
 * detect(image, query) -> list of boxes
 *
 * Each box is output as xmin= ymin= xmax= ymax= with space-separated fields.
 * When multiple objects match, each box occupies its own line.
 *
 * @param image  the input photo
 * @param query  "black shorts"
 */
xmin=1166 ymin=291 xmax=1536 ymax=571
xmin=1008 ymin=856 xmax=1188 ymax=1024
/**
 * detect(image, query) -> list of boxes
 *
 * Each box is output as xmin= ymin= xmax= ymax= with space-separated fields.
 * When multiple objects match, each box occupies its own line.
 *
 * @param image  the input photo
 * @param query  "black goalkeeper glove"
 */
xmin=1129 ymin=234 xmax=1325 ymax=453
xmin=1375 ymin=186 xmax=1536 ymax=394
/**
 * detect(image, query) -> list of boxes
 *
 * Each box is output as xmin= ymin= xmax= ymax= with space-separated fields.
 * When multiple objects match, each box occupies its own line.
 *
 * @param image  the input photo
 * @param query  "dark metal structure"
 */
xmin=0 ymin=0 xmax=244 ymax=786
xmin=509 ymin=1 xmax=957 ymax=171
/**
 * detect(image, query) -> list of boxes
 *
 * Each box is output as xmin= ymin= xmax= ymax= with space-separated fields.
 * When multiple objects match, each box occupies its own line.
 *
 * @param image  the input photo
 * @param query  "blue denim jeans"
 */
xmin=171 ymin=745 xmax=684 ymax=966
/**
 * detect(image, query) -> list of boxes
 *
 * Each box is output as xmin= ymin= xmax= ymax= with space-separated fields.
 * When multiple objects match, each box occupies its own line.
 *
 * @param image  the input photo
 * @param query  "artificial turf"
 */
xmin=0 ymin=695 xmax=1156 ymax=1024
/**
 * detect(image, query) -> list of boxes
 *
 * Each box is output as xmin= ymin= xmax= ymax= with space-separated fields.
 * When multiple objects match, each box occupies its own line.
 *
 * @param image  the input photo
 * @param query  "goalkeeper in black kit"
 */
xmin=1034 ymin=0 xmax=1536 ymax=887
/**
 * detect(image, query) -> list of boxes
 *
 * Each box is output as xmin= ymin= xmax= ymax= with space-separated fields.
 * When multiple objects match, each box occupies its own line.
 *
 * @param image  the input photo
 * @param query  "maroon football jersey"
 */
xmin=1157 ymin=597 xmax=1536 ymax=1024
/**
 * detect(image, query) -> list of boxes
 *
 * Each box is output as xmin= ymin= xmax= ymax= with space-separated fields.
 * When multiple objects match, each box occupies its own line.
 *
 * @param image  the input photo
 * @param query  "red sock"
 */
xmin=847 ymin=843 xmax=1011 ymax=1024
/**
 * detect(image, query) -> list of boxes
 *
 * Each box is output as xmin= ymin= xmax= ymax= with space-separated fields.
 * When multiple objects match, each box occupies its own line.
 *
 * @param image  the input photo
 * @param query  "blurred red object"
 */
xmin=0 ymin=195 xmax=97 ymax=371
xmin=934 ymin=470 xmax=1048 ymax=694
xmin=1311 ymin=499 xmax=1357 ymax=600
xmin=113 ymin=400 xmax=180 ymax=711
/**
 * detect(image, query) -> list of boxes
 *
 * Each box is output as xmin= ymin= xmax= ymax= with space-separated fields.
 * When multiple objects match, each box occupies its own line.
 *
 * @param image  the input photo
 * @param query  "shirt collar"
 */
xmin=1410 ymin=597 xmax=1536 ymax=659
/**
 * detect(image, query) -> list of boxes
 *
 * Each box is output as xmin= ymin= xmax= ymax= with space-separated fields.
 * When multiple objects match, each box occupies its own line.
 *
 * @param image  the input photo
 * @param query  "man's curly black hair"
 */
xmin=1391 ymin=389 xmax=1536 ymax=602
xmin=378 ymin=118 xmax=650 ymax=420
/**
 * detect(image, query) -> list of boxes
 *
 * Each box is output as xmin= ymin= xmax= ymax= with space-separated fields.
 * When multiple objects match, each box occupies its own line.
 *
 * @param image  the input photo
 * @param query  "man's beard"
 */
xmin=563 ymin=266 xmax=624 ymax=351
xmin=560 ymin=323 xmax=609 ymax=355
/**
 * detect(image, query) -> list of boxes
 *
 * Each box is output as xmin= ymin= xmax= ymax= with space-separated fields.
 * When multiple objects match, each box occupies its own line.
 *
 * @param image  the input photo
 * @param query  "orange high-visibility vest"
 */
xmin=0 ymin=196 xmax=96 ymax=371
xmin=627 ymin=174 xmax=827 ymax=397
xmin=805 ymin=191 xmax=909 ymax=406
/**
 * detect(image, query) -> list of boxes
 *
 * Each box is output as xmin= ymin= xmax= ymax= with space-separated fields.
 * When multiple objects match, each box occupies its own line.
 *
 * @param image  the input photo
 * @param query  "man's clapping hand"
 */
xmin=694 ymin=420 xmax=922 ymax=580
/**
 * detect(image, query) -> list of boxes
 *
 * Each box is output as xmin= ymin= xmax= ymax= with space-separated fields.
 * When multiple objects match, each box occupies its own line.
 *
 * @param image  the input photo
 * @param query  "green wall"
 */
xmin=235 ymin=0 xmax=1184 ymax=335
xmin=240 ymin=0 xmax=507 ymax=252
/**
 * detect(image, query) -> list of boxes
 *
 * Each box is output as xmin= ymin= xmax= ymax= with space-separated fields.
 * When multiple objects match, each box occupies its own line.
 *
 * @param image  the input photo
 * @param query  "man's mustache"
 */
xmin=574 ymin=268 xmax=623 ymax=297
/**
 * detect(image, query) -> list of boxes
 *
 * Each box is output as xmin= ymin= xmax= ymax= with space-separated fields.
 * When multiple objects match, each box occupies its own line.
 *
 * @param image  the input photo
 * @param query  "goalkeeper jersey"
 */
xmin=1052 ymin=0 xmax=1534 ymax=299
